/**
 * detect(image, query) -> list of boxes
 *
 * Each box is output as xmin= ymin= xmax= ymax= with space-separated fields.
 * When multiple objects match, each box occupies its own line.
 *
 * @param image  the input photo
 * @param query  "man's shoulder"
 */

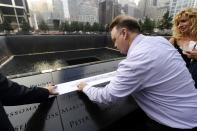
xmin=144 ymin=36 xmax=167 ymax=42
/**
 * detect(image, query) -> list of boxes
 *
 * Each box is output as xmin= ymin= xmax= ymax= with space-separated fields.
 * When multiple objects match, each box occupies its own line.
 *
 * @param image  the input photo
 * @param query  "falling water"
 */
xmin=33 ymin=59 xmax=67 ymax=72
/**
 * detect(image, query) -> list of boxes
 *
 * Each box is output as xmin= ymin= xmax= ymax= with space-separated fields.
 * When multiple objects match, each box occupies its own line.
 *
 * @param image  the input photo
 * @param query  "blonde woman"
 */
xmin=170 ymin=8 xmax=197 ymax=87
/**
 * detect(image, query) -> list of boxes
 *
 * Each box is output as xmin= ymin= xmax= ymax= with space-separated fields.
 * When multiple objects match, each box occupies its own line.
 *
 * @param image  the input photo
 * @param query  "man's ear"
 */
xmin=122 ymin=28 xmax=128 ymax=40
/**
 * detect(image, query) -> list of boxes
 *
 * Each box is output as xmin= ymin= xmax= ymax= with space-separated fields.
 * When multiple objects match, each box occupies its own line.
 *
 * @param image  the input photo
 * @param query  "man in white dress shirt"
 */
xmin=77 ymin=15 xmax=197 ymax=130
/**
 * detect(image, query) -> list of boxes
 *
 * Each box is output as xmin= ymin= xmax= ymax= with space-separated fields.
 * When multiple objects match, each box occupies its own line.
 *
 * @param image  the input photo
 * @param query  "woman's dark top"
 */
xmin=174 ymin=40 xmax=197 ymax=88
xmin=174 ymin=42 xmax=191 ymax=68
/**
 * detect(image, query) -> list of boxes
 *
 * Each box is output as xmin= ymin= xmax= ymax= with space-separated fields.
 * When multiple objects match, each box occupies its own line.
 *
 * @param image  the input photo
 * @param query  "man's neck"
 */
xmin=128 ymin=32 xmax=139 ymax=46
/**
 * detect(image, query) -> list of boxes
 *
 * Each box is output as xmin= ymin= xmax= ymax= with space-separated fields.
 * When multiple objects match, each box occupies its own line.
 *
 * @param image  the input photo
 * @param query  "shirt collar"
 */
xmin=127 ymin=34 xmax=146 ymax=55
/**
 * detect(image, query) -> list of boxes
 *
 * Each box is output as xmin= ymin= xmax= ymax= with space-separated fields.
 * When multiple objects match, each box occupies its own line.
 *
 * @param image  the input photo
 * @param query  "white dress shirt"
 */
xmin=83 ymin=34 xmax=197 ymax=129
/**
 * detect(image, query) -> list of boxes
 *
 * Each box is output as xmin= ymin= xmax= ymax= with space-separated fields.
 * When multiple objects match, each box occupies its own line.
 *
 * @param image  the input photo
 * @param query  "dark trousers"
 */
xmin=145 ymin=117 xmax=197 ymax=131
xmin=189 ymin=60 xmax=197 ymax=88
xmin=104 ymin=109 xmax=197 ymax=131
xmin=141 ymin=108 xmax=197 ymax=131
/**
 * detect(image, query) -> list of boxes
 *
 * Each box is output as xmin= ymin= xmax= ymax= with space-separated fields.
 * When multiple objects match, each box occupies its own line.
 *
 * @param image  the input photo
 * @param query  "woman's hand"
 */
xmin=183 ymin=49 xmax=197 ymax=60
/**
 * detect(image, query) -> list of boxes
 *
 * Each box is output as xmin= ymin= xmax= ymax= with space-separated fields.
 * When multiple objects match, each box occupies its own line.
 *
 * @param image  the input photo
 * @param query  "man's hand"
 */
xmin=45 ymin=84 xmax=59 ymax=95
xmin=77 ymin=82 xmax=88 ymax=91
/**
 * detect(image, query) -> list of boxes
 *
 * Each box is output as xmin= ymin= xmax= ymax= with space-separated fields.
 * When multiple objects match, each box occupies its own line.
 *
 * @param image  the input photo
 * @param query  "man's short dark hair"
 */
xmin=109 ymin=15 xmax=141 ymax=33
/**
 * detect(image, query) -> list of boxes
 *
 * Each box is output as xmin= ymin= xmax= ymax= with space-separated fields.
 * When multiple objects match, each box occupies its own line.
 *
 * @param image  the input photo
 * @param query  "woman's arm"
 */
xmin=169 ymin=37 xmax=176 ymax=45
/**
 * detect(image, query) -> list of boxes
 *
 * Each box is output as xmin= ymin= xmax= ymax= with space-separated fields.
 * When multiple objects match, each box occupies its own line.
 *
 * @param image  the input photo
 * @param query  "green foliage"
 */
xmin=38 ymin=20 xmax=49 ymax=32
xmin=91 ymin=22 xmax=99 ymax=32
xmin=0 ymin=23 xmax=3 ymax=32
xmin=59 ymin=22 xmax=64 ymax=31
xmin=105 ymin=24 xmax=110 ymax=32
xmin=78 ymin=22 xmax=84 ymax=31
xmin=138 ymin=20 xmax=143 ymax=28
xmin=59 ymin=20 xmax=106 ymax=33
xmin=64 ymin=21 xmax=70 ymax=32
xmin=21 ymin=20 xmax=31 ymax=32
xmin=83 ymin=22 xmax=91 ymax=32
xmin=99 ymin=24 xmax=106 ymax=32
xmin=158 ymin=11 xmax=172 ymax=30
xmin=2 ymin=18 xmax=13 ymax=32
xmin=64 ymin=21 xmax=71 ymax=32
xmin=53 ymin=20 xmax=60 ymax=30
xmin=70 ymin=21 xmax=80 ymax=32
xmin=141 ymin=16 xmax=155 ymax=33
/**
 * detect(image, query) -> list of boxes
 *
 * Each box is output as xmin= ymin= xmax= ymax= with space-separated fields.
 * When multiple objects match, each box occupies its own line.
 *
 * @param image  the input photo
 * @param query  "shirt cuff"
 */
xmin=83 ymin=85 xmax=92 ymax=93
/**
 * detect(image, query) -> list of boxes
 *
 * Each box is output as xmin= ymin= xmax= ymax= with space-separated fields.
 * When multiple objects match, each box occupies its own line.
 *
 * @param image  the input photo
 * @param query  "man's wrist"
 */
xmin=82 ymin=85 xmax=91 ymax=93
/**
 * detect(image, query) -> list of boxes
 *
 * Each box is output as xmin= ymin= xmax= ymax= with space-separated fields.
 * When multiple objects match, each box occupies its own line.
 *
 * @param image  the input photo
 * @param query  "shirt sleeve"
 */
xmin=0 ymin=73 xmax=49 ymax=106
xmin=83 ymin=52 xmax=150 ymax=104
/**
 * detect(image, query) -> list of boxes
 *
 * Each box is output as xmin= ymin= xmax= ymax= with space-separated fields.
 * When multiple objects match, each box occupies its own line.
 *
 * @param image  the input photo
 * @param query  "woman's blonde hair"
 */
xmin=172 ymin=8 xmax=197 ymax=39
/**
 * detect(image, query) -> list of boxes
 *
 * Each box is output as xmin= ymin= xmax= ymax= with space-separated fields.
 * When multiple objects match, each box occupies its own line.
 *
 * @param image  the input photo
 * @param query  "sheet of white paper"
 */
xmin=55 ymin=71 xmax=116 ymax=95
